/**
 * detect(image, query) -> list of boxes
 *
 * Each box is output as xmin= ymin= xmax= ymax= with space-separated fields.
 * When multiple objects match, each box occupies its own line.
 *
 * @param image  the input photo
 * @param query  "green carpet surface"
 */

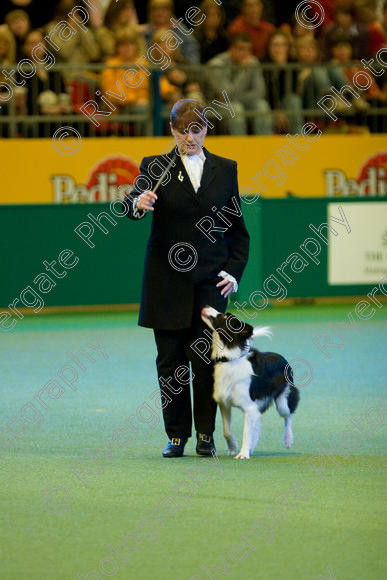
xmin=1 ymin=305 xmax=386 ymax=580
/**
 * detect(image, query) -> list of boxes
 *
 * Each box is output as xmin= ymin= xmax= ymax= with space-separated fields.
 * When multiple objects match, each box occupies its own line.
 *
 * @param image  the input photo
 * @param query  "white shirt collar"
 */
xmin=181 ymin=149 xmax=206 ymax=163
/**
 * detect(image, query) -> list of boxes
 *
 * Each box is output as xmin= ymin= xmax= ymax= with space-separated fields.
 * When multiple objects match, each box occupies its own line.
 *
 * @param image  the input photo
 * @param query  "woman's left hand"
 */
xmin=217 ymin=278 xmax=234 ymax=297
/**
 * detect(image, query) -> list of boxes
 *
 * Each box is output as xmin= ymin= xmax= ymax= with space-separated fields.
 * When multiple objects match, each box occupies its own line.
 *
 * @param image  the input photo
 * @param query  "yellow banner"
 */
xmin=1 ymin=134 xmax=386 ymax=203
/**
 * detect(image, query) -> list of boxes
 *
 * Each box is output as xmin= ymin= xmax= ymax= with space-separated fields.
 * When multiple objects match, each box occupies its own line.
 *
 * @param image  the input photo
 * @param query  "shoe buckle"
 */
xmin=171 ymin=437 xmax=181 ymax=446
xmin=200 ymin=434 xmax=211 ymax=443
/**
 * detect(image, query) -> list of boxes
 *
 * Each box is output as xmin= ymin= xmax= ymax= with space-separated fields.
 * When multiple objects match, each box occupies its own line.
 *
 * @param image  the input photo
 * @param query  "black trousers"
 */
xmin=153 ymin=280 xmax=227 ymax=439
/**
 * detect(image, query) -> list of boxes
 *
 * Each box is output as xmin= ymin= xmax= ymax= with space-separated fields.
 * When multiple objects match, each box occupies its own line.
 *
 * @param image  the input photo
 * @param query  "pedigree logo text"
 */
xmin=52 ymin=156 xmax=140 ymax=203
xmin=324 ymin=152 xmax=387 ymax=197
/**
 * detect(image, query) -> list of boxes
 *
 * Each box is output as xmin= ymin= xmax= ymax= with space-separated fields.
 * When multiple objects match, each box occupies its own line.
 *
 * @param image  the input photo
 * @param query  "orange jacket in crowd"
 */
xmin=101 ymin=57 xmax=149 ymax=106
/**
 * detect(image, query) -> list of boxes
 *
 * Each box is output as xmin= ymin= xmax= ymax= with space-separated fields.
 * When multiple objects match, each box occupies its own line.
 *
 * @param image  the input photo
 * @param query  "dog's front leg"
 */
xmin=219 ymin=402 xmax=238 ymax=456
xmin=235 ymin=406 xmax=260 ymax=460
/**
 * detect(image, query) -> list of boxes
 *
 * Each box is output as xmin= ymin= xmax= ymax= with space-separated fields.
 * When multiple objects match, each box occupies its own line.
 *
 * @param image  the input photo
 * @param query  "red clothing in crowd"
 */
xmin=318 ymin=0 xmax=336 ymax=28
xmin=228 ymin=16 xmax=275 ymax=59
xmin=368 ymin=23 xmax=387 ymax=56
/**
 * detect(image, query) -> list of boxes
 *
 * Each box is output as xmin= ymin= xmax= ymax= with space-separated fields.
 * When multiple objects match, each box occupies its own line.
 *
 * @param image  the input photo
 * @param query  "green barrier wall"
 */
xmin=248 ymin=197 xmax=386 ymax=299
xmin=1 ymin=198 xmax=385 ymax=311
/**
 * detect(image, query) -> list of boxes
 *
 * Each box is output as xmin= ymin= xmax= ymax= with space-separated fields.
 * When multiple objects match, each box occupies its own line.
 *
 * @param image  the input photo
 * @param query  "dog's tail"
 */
xmin=252 ymin=326 xmax=272 ymax=339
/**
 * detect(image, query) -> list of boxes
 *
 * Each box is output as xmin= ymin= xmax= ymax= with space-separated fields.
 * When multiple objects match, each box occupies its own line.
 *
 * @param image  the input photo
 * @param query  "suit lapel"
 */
xmin=197 ymin=147 xmax=216 ymax=196
xmin=168 ymin=147 xmax=196 ymax=197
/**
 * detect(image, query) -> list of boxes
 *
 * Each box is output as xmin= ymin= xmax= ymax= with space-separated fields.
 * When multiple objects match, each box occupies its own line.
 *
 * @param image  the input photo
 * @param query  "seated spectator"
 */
xmin=271 ymin=0 xmax=333 ymax=28
xmin=194 ymin=0 xmax=228 ymax=63
xmin=45 ymin=0 xmax=100 ymax=79
xmin=0 ymin=25 xmax=16 ymax=122
xmin=321 ymin=3 xmax=371 ymax=60
xmin=143 ymin=0 xmax=200 ymax=64
xmin=317 ymin=0 xmax=336 ymax=28
xmin=207 ymin=33 xmax=272 ymax=135
xmin=264 ymin=30 xmax=303 ymax=134
xmin=0 ymin=23 xmax=15 ymax=67
xmin=286 ymin=13 xmax=316 ymax=60
xmin=5 ymin=9 xmax=30 ymax=61
xmin=353 ymin=0 xmax=378 ymax=25
xmin=368 ymin=0 xmax=387 ymax=55
xmin=22 ymin=29 xmax=72 ymax=116
xmin=228 ymin=0 xmax=275 ymax=60
xmin=0 ymin=0 xmax=60 ymax=28
xmin=100 ymin=27 xmax=149 ymax=134
xmin=96 ymin=0 xmax=139 ymax=60
xmin=330 ymin=36 xmax=378 ymax=112
xmin=152 ymin=28 xmax=204 ymax=106
xmin=295 ymin=36 xmax=353 ymax=116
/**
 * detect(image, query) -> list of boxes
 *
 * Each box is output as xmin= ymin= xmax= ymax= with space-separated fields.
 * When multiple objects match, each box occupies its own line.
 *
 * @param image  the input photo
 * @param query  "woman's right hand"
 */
xmin=136 ymin=191 xmax=158 ymax=211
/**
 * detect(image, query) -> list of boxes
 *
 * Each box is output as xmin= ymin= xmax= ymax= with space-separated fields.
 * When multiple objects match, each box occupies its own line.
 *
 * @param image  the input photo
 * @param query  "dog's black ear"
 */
xmin=241 ymin=323 xmax=254 ymax=338
xmin=224 ymin=313 xmax=255 ymax=338
xmin=225 ymin=313 xmax=244 ymax=328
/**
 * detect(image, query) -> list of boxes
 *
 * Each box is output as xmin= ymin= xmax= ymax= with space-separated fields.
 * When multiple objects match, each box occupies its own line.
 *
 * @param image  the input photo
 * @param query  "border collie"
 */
xmin=201 ymin=307 xmax=300 ymax=459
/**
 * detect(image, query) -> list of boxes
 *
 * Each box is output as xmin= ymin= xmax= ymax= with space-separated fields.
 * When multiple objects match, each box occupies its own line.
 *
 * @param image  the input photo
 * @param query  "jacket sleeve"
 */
xmin=222 ymin=162 xmax=250 ymax=283
xmin=121 ymin=156 xmax=152 ymax=221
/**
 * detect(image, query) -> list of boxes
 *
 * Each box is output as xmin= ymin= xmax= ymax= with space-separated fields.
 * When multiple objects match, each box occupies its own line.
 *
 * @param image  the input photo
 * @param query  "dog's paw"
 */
xmin=227 ymin=441 xmax=239 ymax=456
xmin=226 ymin=437 xmax=238 ymax=456
xmin=284 ymin=432 xmax=294 ymax=449
xmin=235 ymin=451 xmax=250 ymax=460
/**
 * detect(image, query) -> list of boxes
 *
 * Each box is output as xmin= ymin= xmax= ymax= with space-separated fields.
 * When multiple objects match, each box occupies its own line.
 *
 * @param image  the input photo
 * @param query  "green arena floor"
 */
xmin=1 ymin=304 xmax=386 ymax=580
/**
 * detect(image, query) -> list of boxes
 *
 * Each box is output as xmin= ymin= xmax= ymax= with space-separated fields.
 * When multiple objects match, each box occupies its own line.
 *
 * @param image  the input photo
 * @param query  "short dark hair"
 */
xmin=229 ymin=33 xmax=253 ymax=47
xmin=170 ymin=99 xmax=206 ymax=132
xmin=330 ymin=30 xmax=352 ymax=48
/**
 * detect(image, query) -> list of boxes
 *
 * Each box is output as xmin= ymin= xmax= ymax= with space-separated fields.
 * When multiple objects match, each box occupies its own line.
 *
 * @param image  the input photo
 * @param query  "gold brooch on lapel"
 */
xmin=178 ymin=171 xmax=184 ymax=182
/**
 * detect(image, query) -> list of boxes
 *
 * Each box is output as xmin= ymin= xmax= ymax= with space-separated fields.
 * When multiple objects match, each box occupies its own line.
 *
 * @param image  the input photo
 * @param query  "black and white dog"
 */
xmin=201 ymin=307 xmax=300 ymax=459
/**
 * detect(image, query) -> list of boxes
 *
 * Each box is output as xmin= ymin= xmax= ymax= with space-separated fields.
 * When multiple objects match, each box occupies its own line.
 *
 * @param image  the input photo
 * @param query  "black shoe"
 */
xmin=162 ymin=437 xmax=187 ymax=458
xmin=196 ymin=433 xmax=215 ymax=456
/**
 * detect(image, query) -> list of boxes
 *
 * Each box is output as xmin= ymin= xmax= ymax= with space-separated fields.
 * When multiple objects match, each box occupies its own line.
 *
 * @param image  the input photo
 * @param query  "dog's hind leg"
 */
xmin=283 ymin=416 xmax=293 ymax=449
xmin=275 ymin=385 xmax=298 ymax=449
xmin=219 ymin=402 xmax=238 ymax=456
xmin=235 ymin=406 xmax=260 ymax=460
xmin=249 ymin=404 xmax=261 ymax=455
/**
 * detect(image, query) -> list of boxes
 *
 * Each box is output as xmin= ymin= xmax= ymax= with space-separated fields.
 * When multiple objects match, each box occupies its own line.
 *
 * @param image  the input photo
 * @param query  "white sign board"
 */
xmin=328 ymin=202 xmax=387 ymax=285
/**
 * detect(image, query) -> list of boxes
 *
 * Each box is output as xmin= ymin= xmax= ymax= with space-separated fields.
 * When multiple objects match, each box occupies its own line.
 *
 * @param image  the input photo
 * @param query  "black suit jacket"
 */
xmin=122 ymin=146 xmax=250 ymax=329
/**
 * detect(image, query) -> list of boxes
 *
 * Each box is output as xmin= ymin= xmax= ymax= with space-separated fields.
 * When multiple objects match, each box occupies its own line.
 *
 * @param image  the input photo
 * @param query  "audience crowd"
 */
xmin=0 ymin=0 xmax=386 ymax=136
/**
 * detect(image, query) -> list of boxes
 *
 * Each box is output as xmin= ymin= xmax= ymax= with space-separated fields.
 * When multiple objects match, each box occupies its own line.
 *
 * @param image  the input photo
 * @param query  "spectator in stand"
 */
xmin=295 ymin=35 xmax=365 ymax=122
xmin=152 ymin=28 xmax=204 ymax=106
xmin=329 ymin=35 xmax=384 ymax=129
xmin=96 ymin=0 xmax=139 ymax=60
xmin=100 ymin=27 xmax=149 ymax=134
xmin=286 ymin=13 xmax=316 ymax=60
xmin=0 ymin=25 xmax=16 ymax=126
xmin=367 ymin=0 xmax=387 ymax=55
xmin=353 ymin=0 xmax=379 ymax=26
xmin=0 ymin=24 xmax=15 ymax=69
xmin=330 ymin=35 xmax=380 ymax=101
xmin=321 ymin=3 xmax=371 ymax=61
xmin=5 ymin=9 xmax=30 ymax=62
xmin=207 ymin=33 xmax=272 ymax=135
xmin=317 ymin=0 xmax=336 ymax=28
xmin=194 ymin=0 xmax=228 ymax=63
xmin=143 ymin=0 xmax=200 ymax=64
xmin=45 ymin=0 xmax=100 ymax=79
xmin=268 ymin=0 xmax=330 ymax=28
xmin=0 ymin=0 xmax=60 ymax=28
xmin=22 ymin=29 xmax=72 ymax=117
xmin=264 ymin=30 xmax=303 ymax=134
xmin=228 ymin=0 xmax=275 ymax=60
xmin=173 ymin=0 xmax=240 ymax=27
xmin=296 ymin=37 xmax=337 ymax=109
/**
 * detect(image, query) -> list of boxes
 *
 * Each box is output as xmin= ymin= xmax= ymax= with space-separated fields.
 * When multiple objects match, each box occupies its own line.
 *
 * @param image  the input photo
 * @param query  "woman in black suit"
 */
xmin=123 ymin=99 xmax=250 ymax=457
